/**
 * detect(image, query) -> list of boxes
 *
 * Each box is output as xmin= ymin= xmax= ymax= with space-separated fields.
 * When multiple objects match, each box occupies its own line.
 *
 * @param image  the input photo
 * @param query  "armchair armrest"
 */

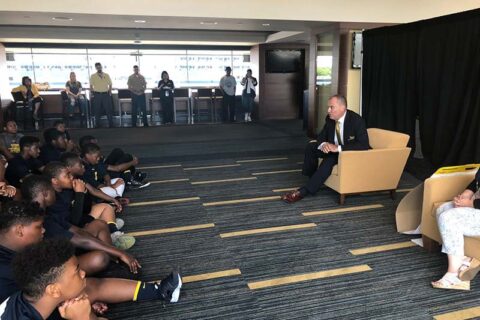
xmin=336 ymin=147 xmax=411 ymax=193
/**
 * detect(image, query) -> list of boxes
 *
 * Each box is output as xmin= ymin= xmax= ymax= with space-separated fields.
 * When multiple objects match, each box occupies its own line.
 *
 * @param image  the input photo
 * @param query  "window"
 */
xmin=5 ymin=47 xmax=252 ymax=94
xmin=31 ymin=48 xmax=89 ymax=89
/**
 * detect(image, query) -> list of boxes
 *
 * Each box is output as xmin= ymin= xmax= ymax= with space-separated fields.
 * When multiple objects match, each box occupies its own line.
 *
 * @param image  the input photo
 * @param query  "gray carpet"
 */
xmin=65 ymin=121 xmax=480 ymax=319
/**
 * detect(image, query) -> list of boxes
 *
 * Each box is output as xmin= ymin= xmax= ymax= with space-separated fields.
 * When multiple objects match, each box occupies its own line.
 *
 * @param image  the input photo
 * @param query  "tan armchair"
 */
xmin=324 ymin=128 xmax=411 ymax=204
xmin=420 ymin=170 xmax=480 ymax=257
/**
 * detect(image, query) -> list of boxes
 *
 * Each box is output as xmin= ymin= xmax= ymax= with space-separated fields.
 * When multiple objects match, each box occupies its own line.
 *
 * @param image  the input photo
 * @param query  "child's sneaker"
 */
xmin=111 ymin=231 xmax=135 ymax=250
xmin=159 ymin=271 xmax=182 ymax=303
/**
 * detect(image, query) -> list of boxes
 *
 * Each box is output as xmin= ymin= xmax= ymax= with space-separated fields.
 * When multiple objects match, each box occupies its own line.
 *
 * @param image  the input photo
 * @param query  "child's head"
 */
xmin=12 ymin=239 xmax=86 ymax=302
xmin=81 ymin=143 xmax=101 ymax=165
xmin=60 ymin=152 xmax=85 ymax=177
xmin=19 ymin=136 xmax=40 ymax=158
xmin=0 ymin=201 xmax=45 ymax=247
xmin=43 ymin=128 xmax=67 ymax=150
xmin=79 ymin=135 xmax=97 ymax=150
xmin=21 ymin=175 xmax=56 ymax=209
xmin=52 ymin=120 xmax=66 ymax=133
xmin=4 ymin=120 xmax=18 ymax=134
xmin=43 ymin=162 xmax=73 ymax=190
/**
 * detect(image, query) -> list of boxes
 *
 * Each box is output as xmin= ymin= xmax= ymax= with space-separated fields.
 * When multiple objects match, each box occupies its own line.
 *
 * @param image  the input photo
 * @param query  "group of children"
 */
xmin=0 ymin=120 xmax=182 ymax=319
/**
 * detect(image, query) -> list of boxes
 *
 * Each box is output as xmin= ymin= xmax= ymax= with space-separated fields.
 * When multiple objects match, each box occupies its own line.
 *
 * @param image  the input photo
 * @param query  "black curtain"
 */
xmin=362 ymin=24 xmax=419 ymax=149
xmin=362 ymin=9 xmax=480 ymax=168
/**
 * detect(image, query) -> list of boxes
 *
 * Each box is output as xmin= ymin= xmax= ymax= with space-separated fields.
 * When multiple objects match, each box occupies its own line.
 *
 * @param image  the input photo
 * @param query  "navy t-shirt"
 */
xmin=0 ymin=245 xmax=17 ymax=304
xmin=39 ymin=145 xmax=62 ymax=165
xmin=0 ymin=291 xmax=43 ymax=320
xmin=5 ymin=155 xmax=41 ymax=188
xmin=83 ymin=162 xmax=108 ymax=188
xmin=43 ymin=215 xmax=73 ymax=240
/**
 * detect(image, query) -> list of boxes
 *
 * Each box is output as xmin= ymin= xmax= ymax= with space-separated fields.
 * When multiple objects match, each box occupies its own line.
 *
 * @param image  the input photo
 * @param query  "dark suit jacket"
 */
xmin=317 ymin=109 xmax=370 ymax=151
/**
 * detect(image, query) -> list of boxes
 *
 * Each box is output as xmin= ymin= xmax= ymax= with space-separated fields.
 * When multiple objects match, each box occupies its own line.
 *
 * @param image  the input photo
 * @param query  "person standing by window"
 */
xmin=158 ymin=71 xmax=175 ymax=124
xmin=240 ymin=69 xmax=257 ymax=122
xmin=11 ymin=76 xmax=43 ymax=121
xmin=127 ymin=65 xmax=148 ymax=127
xmin=90 ymin=63 xmax=114 ymax=128
xmin=65 ymin=72 xmax=87 ymax=118
xmin=219 ymin=67 xmax=236 ymax=122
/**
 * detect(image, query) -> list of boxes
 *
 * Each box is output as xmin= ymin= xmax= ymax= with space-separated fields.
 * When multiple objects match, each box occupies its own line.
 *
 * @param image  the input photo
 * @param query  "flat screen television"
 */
xmin=265 ymin=49 xmax=304 ymax=73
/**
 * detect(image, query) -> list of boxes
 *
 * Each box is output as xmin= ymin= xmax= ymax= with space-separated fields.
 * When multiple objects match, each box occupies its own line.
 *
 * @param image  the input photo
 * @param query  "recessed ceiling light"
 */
xmin=134 ymin=20 xmax=146 ymax=23
xmin=200 ymin=21 xmax=218 ymax=25
xmin=262 ymin=23 xmax=271 ymax=27
xmin=52 ymin=16 xmax=73 ymax=21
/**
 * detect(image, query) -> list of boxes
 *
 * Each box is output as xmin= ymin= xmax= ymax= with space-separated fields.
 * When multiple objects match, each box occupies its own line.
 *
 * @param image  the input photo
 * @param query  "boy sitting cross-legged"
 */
xmin=42 ymin=161 xmax=134 ymax=250
xmin=60 ymin=152 xmax=123 ymax=213
xmin=0 ymin=202 xmax=182 ymax=320
xmin=81 ymin=143 xmax=130 ymax=205
xmin=20 ymin=175 xmax=141 ymax=276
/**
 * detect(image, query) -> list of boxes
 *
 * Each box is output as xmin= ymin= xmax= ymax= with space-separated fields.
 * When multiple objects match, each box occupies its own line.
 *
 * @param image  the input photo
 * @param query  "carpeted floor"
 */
xmin=64 ymin=120 xmax=480 ymax=319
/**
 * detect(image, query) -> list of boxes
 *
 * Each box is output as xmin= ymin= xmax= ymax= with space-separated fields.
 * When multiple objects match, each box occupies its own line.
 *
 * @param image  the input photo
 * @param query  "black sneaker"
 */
xmin=128 ymin=179 xmax=150 ymax=189
xmin=135 ymin=171 xmax=147 ymax=182
xmin=159 ymin=271 xmax=182 ymax=303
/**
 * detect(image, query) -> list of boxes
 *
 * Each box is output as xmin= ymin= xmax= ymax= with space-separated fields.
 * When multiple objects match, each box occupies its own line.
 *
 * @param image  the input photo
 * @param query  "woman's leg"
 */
xmin=433 ymin=207 xmax=480 ymax=285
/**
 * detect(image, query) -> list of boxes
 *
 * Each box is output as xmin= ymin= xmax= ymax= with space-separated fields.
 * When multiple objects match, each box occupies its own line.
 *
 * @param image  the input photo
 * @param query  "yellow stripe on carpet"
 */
xmin=251 ymin=169 xmax=302 ymax=176
xmin=236 ymin=157 xmax=288 ymax=163
xmin=191 ymin=177 xmax=257 ymax=185
xmin=149 ymin=178 xmax=190 ymax=184
xmin=349 ymin=241 xmax=417 ymax=255
xmin=127 ymin=223 xmax=215 ymax=237
xmin=184 ymin=164 xmax=241 ymax=171
xmin=183 ymin=269 xmax=242 ymax=283
xmin=272 ymin=187 xmax=299 ymax=193
xmin=248 ymin=265 xmax=372 ymax=290
xmin=434 ymin=307 xmax=480 ymax=320
xmin=220 ymin=223 xmax=316 ymax=238
xmin=129 ymin=197 xmax=200 ymax=207
xmin=138 ymin=164 xmax=182 ymax=170
xmin=203 ymin=196 xmax=280 ymax=207
xmin=303 ymin=204 xmax=384 ymax=216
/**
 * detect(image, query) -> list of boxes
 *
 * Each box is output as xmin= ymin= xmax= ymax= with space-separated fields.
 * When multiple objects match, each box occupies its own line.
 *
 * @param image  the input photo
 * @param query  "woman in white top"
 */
xmin=240 ymin=69 xmax=257 ymax=122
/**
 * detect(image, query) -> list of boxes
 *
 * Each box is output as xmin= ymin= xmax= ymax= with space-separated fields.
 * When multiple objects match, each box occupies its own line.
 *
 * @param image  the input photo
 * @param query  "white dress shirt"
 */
xmin=318 ymin=111 xmax=346 ymax=153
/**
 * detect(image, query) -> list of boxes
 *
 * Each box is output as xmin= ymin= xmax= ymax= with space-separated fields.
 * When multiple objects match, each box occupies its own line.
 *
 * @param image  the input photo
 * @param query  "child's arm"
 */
xmin=70 ymin=179 xmax=87 ymax=226
xmin=85 ymin=183 xmax=122 ymax=212
xmin=106 ymin=156 xmax=138 ymax=172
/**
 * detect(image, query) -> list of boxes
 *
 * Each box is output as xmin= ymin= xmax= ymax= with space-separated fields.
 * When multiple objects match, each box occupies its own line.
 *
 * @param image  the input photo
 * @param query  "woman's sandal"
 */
xmin=459 ymin=258 xmax=480 ymax=281
xmin=431 ymin=273 xmax=470 ymax=291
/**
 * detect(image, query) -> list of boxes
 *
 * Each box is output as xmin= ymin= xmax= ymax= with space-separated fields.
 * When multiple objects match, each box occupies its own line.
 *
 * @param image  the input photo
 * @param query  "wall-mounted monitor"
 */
xmin=265 ymin=49 xmax=304 ymax=73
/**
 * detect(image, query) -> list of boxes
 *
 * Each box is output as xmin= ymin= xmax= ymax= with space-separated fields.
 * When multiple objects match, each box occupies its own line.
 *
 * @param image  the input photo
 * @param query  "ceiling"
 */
xmin=0 ymin=0 xmax=478 ymax=46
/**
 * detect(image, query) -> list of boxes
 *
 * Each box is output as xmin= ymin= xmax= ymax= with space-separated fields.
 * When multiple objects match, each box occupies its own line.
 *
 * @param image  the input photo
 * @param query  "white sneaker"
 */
xmin=244 ymin=113 xmax=248 ymax=122
xmin=115 ymin=218 xmax=125 ymax=230
xmin=247 ymin=114 xmax=252 ymax=122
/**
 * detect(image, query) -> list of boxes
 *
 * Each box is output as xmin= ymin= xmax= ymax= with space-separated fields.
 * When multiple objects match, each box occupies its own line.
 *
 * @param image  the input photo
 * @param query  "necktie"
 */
xmin=335 ymin=121 xmax=343 ymax=145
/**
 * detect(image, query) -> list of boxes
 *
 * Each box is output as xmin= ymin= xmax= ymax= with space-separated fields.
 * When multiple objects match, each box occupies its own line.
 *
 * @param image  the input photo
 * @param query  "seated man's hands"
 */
xmin=0 ymin=182 xmax=16 ymax=198
xmin=453 ymin=189 xmax=475 ymax=208
xmin=319 ymin=142 xmax=339 ymax=154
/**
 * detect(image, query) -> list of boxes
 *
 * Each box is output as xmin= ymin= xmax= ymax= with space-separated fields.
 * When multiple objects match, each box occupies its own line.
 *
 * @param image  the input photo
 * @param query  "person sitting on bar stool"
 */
xmin=65 ymin=72 xmax=87 ymax=118
xmin=11 ymin=76 xmax=43 ymax=122
xmin=158 ymin=71 xmax=175 ymax=124
xmin=127 ymin=65 xmax=148 ymax=127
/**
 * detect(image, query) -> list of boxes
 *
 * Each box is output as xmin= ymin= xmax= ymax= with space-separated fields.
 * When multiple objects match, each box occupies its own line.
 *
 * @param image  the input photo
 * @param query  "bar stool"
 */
xmin=117 ymin=89 xmax=131 ymax=127
xmin=193 ymin=88 xmax=214 ymax=123
xmin=213 ymin=88 xmax=224 ymax=123
xmin=173 ymin=88 xmax=190 ymax=124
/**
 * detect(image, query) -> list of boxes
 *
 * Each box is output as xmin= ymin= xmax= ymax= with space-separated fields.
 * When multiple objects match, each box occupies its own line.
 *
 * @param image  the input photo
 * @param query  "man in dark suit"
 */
xmin=282 ymin=94 xmax=369 ymax=203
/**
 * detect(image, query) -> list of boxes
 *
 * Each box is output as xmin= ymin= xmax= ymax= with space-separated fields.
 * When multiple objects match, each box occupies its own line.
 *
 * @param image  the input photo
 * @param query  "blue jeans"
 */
xmin=131 ymin=93 xmax=148 ymax=126
xmin=68 ymin=95 xmax=86 ymax=115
